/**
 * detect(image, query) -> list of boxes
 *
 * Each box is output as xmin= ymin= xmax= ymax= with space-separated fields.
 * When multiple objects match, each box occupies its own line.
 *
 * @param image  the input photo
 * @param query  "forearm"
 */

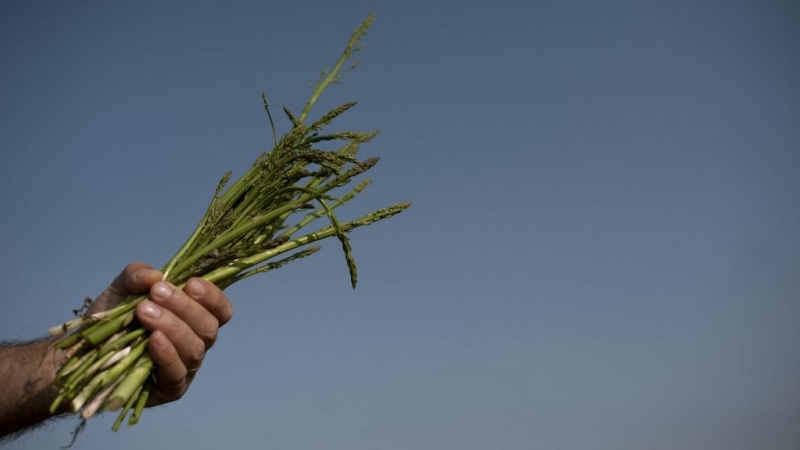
xmin=0 ymin=338 xmax=66 ymax=438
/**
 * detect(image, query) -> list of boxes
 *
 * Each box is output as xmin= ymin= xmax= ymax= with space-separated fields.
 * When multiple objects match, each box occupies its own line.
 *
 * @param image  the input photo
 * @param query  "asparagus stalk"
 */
xmin=48 ymin=12 xmax=408 ymax=434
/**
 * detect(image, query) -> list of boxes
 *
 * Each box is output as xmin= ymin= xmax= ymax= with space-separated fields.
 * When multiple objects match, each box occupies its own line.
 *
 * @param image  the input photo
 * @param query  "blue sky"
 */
xmin=1 ymin=1 xmax=798 ymax=449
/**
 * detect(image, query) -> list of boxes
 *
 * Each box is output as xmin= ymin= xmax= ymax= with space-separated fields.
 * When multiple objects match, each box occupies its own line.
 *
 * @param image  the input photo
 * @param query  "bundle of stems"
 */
xmin=47 ymin=13 xmax=408 ymax=432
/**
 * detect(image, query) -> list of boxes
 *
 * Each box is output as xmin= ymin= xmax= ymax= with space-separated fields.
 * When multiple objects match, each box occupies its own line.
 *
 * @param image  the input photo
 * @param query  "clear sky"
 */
xmin=1 ymin=1 xmax=798 ymax=449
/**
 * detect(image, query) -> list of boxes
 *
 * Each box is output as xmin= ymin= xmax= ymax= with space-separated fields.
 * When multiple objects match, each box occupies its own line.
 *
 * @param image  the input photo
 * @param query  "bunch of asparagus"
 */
xmin=48 ymin=13 xmax=408 ymax=431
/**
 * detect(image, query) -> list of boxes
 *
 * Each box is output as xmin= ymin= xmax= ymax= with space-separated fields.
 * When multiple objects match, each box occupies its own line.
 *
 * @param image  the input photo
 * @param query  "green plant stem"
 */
xmin=223 ymin=246 xmax=321 ymax=288
xmin=56 ymin=331 xmax=84 ymax=350
xmin=202 ymin=202 xmax=410 ymax=285
xmin=168 ymin=198 xmax=308 ymax=278
xmin=162 ymin=217 xmax=207 ymax=281
xmin=83 ymin=312 xmax=133 ymax=346
xmin=112 ymin=384 xmax=142 ymax=432
xmin=129 ymin=380 xmax=151 ymax=425
xmin=60 ymin=350 xmax=98 ymax=390
xmin=299 ymin=12 xmax=375 ymax=122
xmin=56 ymin=349 xmax=90 ymax=379
xmin=67 ymin=351 xmax=116 ymax=391
xmin=107 ymin=356 xmax=153 ymax=411
xmin=99 ymin=329 xmax=146 ymax=356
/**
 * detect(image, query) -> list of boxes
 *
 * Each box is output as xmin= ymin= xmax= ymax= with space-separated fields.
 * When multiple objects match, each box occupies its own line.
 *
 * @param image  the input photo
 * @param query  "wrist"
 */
xmin=41 ymin=340 xmax=69 ymax=414
xmin=0 ymin=338 xmax=69 ymax=437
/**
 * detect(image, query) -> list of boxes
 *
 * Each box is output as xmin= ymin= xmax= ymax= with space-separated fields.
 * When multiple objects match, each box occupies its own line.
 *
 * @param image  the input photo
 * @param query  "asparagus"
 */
xmin=48 ymin=13 xmax=408 ymax=432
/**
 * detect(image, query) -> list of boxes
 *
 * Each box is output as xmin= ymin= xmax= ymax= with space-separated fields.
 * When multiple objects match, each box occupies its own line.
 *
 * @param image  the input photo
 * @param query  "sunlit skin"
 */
xmin=0 ymin=262 xmax=233 ymax=439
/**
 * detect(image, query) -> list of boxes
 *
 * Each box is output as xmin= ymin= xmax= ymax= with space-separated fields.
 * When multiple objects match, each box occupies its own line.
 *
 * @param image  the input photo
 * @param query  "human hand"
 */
xmin=88 ymin=262 xmax=233 ymax=406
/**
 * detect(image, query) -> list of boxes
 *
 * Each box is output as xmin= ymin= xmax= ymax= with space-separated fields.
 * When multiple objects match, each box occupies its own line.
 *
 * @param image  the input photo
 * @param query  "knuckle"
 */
xmin=123 ymin=262 xmax=141 ymax=277
xmin=199 ymin=316 xmax=220 ymax=347
xmin=175 ymin=384 xmax=189 ymax=400
xmin=160 ymin=314 xmax=181 ymax=334
xmin=162 ymin=381 xmax=188 ymax=402
xmin=185 ymin=342 xmax=206 ymax=369
xmin=224 ymin=301 xmax=234 ymax=323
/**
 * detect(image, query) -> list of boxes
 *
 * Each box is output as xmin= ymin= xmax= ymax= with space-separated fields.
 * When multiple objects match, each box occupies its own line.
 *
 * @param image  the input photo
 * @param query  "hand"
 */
xmin=88 ymin=262 xmax=234 ymax=406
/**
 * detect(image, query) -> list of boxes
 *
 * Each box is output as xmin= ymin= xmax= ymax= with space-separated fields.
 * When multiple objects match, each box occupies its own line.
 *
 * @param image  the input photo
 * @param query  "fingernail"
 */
xmin=152 ymin=282 xmax=172 ymax=301
xmin=133 ymin=268 xmax=147 ymax=282
xmin=188 ymin=279 xmax=206 ymax=297
xmin=134 ymin=267 xmax=159 ymax=282
xmin=141 ymin=300 xmax=162 ymax=319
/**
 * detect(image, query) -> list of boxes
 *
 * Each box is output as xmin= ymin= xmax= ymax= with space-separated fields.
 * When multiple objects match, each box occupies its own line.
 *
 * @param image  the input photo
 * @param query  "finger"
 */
xmin=107 ymin=262 xmax=162 ymax=298
xmin=150 ymin=281 xmax=220 ymax=349
xmin=136 ymin=299 xmax=206 ymax=372
xmin=185 ymin=278 xmax=234 ymax=327
xmin=90 ymin=263 xmax=163 ymax=314
xmin=147 ymin=330 xmax=189 ymax=403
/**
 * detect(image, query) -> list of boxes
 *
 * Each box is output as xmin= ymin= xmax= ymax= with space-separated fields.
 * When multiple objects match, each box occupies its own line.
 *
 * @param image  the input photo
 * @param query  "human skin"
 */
xmin=0 ymin=262 xmax=234 ymax=438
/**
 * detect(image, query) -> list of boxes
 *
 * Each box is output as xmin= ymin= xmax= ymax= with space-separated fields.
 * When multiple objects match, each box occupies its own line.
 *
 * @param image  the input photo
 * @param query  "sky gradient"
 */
xmin=1 ymin=1 xmax=798 ymax=449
